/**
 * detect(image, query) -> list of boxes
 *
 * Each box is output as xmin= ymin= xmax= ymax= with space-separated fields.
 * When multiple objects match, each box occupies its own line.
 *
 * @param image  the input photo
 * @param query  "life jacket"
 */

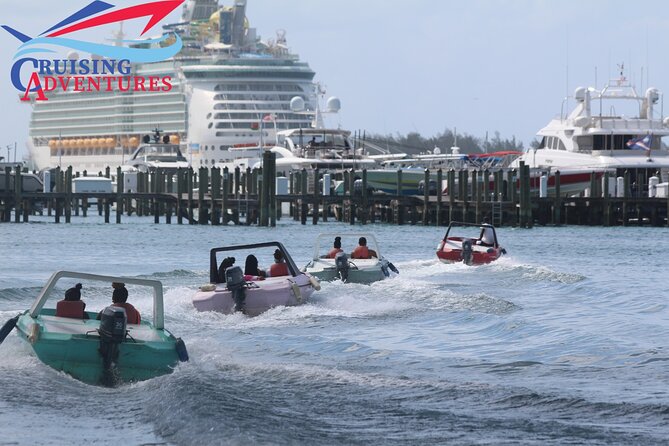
xmin=56 ymin=300 xmax=86 ymax=319
xmin=114 ymin=302 xmax=141 ymax=324
xmin=326 ymin=248 xmax=343 ymax=259
xmin=270 ymin=262 xmax=290 ymax=277
xmin=351 ymin=246 xmax=370 ymax=259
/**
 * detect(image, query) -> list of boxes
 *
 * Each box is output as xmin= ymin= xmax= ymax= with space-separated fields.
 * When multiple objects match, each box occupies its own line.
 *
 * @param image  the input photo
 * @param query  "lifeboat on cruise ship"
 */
xmin=193 ymin=242 xmax=320 ymax=316
xmin=436 ymin=221 xmax=506 ymax=265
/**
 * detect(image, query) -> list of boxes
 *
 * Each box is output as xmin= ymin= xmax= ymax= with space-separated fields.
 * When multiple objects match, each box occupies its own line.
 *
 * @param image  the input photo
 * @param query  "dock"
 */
xmin=2 ymin=158 xmax=668 ymax=228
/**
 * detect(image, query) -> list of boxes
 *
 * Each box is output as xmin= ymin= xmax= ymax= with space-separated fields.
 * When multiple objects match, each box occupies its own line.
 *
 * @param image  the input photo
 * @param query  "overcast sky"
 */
xmin=1 ymin=0 xmax=668 ymax=161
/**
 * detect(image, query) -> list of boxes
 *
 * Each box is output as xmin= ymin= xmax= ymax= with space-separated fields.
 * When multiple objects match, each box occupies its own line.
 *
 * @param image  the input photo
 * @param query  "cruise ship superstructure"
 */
xmin=27 ymin=0 xmax=318 ymax=173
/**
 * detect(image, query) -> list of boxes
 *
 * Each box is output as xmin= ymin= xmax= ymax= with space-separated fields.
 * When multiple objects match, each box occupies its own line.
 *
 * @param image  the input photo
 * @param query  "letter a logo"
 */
xmin=21 ymin=72 xmax=48 ymax=101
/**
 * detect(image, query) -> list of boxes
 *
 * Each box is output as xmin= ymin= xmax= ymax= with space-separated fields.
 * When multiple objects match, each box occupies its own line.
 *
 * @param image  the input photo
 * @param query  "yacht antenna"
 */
xmin=646 ymin=29 xmax=650 ymax=89
xmin=565 ymin=25 xmax=569 ymax=113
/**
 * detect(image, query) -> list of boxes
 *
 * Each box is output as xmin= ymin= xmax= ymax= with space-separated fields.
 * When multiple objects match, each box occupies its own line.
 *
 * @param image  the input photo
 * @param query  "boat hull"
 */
xmin=192 ymin=274 xmax=316 ymax=316
xmin=436 ymin=238 xmax=503 ymax=265
xmin=306 ymin=258 xmax=391 ymax=284
xmin=16 ymin=311 xmax=181 ymax=385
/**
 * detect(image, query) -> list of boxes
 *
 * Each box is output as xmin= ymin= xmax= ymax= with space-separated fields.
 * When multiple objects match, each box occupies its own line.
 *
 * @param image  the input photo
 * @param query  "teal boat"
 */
xmin=0 ymin=271 xmax=188 ymax=386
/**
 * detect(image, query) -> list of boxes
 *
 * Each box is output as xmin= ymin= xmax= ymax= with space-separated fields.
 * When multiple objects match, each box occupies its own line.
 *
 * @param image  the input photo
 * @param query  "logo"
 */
xmin=2 ymin=0 xmax=184 ymax=101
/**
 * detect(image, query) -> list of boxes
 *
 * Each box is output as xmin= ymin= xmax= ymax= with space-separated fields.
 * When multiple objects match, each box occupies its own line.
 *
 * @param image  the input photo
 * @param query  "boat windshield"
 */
xmin=132 ymin=144 xmax=187 ymax=162
xmin=291 ymin=133 xmax=351 ymax=151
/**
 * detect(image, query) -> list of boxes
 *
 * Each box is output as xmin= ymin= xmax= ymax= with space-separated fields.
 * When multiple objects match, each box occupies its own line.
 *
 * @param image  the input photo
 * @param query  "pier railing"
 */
xmin=2 ymin=158 xmax=668 ymax=227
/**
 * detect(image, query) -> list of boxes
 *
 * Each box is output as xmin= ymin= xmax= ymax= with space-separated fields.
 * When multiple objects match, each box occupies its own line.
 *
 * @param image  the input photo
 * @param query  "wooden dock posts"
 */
xmin=2 ymin=164 xmax=669 ymax=228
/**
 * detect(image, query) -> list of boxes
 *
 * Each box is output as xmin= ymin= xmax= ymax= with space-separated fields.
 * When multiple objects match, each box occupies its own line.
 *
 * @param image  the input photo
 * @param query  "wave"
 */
xmin=0 ymin=286 xmax=43 ymax=302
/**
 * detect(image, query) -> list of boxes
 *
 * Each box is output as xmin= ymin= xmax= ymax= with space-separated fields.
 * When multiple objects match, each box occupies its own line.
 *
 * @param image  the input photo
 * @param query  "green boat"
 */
xmin=1 ymin=271 xmax=188 ymax=386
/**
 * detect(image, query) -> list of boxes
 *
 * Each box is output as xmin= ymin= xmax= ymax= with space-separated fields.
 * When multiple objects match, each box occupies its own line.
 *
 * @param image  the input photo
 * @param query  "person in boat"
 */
xmin=351 ymin=237 xmax=377 ymax=259
xmin=55 ymin=283 xmax=89 ymax=319
xmin=321 ymin=236 xmax=343 ymax=259
xmin=244 ymin=254 xmax=266 ymax=280
xmin=97 ymin=283 xmax=141 ymax=324
xmin=477 ymin=219 xmax=496 ymax=247
xmin=307 ymin=136 xmax=317 ymax=149
xmin=217 ymin=256 xmax=236 ymax=283
xmin=268 ymin=249 xmax=290 ymax=277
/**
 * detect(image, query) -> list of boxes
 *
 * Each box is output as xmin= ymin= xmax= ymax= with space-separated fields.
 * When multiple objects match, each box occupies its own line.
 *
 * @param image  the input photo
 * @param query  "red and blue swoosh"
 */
xmin=2 ymin=0 xmax=184 ymax=62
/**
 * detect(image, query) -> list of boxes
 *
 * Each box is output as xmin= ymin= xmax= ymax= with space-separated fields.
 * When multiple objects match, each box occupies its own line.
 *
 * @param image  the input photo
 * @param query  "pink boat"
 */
xmin=192 ymin=242 xmax=320 ymax=316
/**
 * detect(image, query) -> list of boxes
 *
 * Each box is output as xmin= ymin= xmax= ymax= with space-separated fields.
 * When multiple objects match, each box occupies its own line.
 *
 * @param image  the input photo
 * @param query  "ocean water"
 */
xmin=1 ymin=215 xmax=668 ymax=445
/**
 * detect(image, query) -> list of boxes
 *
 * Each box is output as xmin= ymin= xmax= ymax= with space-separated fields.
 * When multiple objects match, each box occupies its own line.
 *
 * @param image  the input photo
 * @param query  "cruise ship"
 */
xmin=27 ymin=0 xmax=318 ymax=173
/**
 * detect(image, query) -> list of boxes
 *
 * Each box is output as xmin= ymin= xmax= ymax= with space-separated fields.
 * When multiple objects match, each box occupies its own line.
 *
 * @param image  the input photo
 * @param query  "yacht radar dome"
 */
xmin=433 ymin=146 xmax=442 ymax=155
xmin=325 ymin=96 xmax=341 ymax=113
xmin=646 ymin=88 xmax=660 ymax=104
xmin=574 ymin=87 xmax=587 ymax=102
xmin=290 ymin=96 xmax=305 ymax=112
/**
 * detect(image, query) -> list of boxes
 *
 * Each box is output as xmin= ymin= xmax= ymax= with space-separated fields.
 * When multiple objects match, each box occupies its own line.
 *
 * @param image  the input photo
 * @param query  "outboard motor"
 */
xmin=334 ymin=251 xmax=350 ymax=282
xmin=98 ymin=305 xmax=127 ymax=386
xmin=225 ymin=266 xmax=247 ymax=313
xmin=461 ymin=239 xmax=474 ymax=265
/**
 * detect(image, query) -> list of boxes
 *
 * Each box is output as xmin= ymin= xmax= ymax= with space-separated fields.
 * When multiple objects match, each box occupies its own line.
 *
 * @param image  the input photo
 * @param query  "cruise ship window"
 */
xmin=206 ymin=113 xmax=212 ymax=119
xmin=208 ymin=123 xmax=213 ymax=129
xmin=220 ymin=146 xmax=224 ymax=150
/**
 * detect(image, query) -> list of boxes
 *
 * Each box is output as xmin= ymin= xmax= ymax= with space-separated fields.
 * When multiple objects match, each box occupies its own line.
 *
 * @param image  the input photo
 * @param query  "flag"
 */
xmin=626 ymin=134 xmax=652 ymax=151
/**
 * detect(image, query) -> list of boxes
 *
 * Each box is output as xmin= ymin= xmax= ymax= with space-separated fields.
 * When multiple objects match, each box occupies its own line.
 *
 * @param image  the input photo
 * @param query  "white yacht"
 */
xmin=27 ymin=0 xmax=318 ymax=174
xmin=205 ymin=97 xmax=380 ymax=172
xmin=122 ymin=129 xmax=190 ymax=174
xmin=512 ymin=73 xmax=669 ymax=182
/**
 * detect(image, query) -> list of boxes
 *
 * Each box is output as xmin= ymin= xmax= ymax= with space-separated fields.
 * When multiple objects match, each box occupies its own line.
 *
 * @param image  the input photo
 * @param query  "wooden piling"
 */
xmin=361 ymin=169 xmax=368 ymax=225
xmin=553 ymin=171 xmax=561 ymax=225
xmin=198 ymin=167 xmax=208 ymax=225
xmin=436 ymin=169 xmax=443 ymax=226
xmin=222 ymin=167 xmax=229 ymax=225
xmin=187 ymin=168 xmax=194 ymax=224
xmin=211 ymin=167 xmax=220 ymax=225
xmin=312 ymin=169 xmax=320 ymax=225
xmin=300 ymin=168 xmax=308 ymax=225
xmin=422 ymin=169 xmax=430 ymax=225
xmin=13 ymin=165 xmax=22 ymax=223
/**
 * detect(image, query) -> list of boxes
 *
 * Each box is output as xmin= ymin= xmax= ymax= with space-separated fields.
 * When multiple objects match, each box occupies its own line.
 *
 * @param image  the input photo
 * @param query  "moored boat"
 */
xmin=303 ymin=233 xmax=399 ymax=284
xmin=122 ymin=128 xmax=189 ymax=174
xmin=436 ymin=222 xmax=506 ymax=265
xmin=0 ymin=271 xmax=188 ymax=386
xmin=193 ymin=242 xmax=320 ymax=316
xmin=510 ymin=69 xmax=669 ymax=193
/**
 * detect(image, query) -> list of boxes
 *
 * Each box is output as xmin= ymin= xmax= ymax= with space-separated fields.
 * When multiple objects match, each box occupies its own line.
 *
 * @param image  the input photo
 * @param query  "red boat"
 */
xmin=436 ymin=222 xmax=506 ymax=265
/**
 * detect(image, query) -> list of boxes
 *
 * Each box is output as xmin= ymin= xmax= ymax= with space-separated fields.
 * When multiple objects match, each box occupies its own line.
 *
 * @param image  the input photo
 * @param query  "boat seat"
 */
xmin=270 ymin=263 xmax=290 ymax=277
xmin=55 ymin=300 xmax=86 ymax=319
